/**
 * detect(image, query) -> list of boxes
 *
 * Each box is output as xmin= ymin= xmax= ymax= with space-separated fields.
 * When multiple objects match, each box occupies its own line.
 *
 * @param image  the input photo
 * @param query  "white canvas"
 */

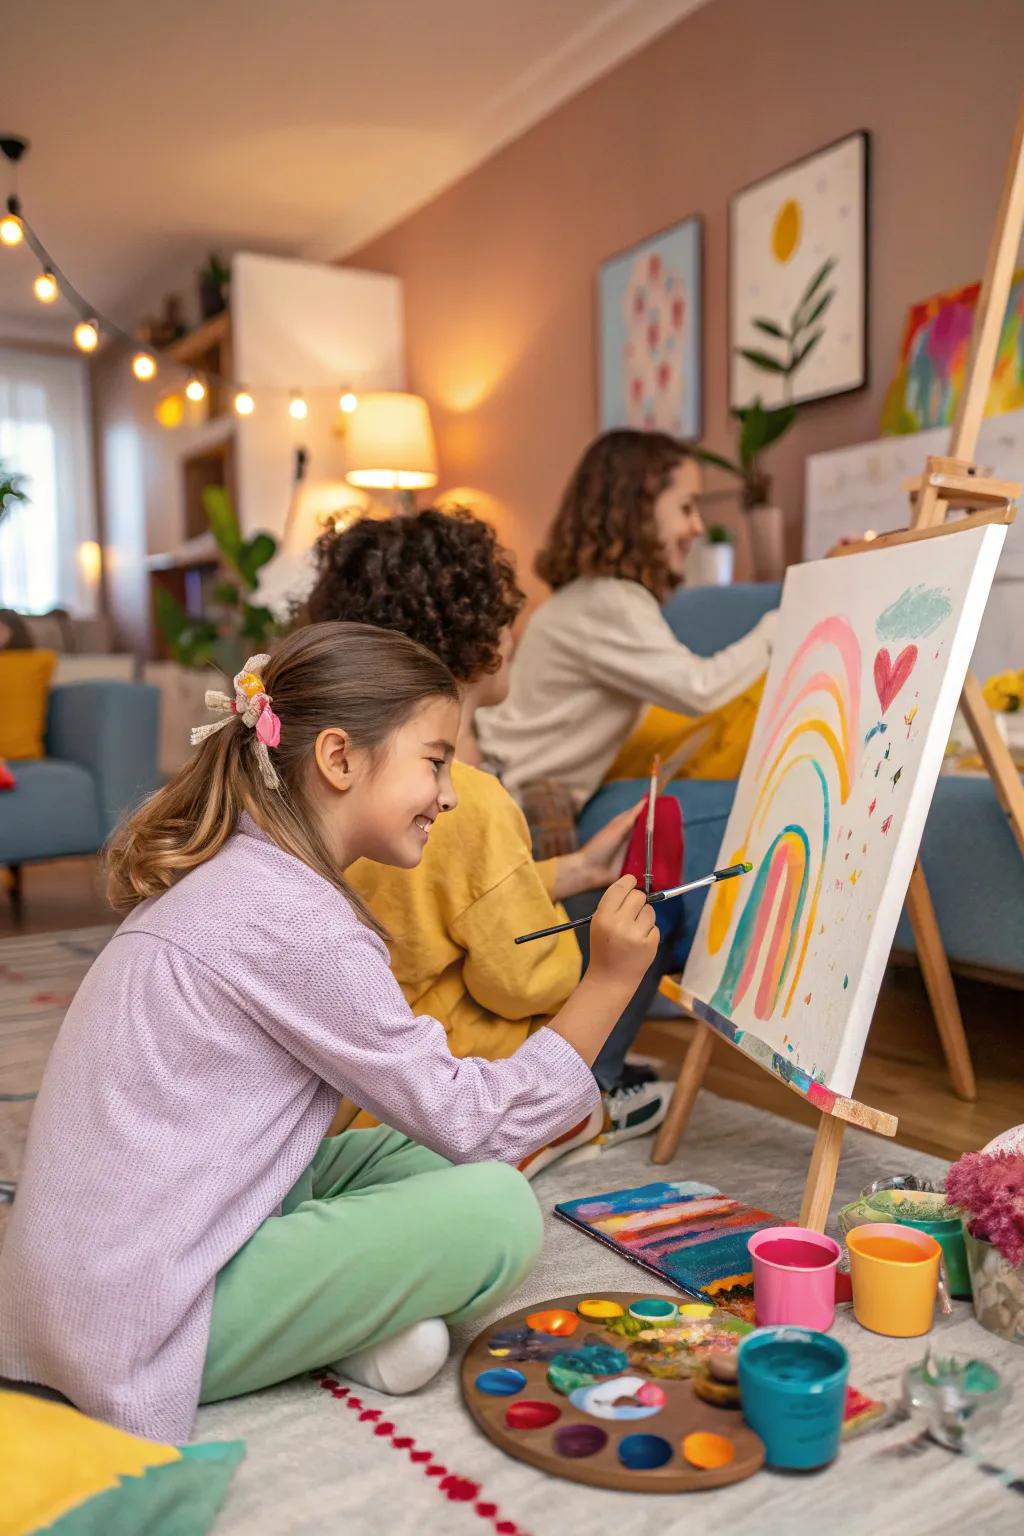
xmin=730 ymin=133 xmax=867 ymax=409
xmin=682 ymin=524 xmax=1006 ymax=1097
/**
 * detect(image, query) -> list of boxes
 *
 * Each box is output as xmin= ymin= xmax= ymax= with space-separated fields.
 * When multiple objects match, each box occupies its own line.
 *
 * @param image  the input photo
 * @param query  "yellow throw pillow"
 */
xmin=605 ymin=677 xmax=766 ymax=785
xmin=0 ymin=649 xmax=57 ymax=759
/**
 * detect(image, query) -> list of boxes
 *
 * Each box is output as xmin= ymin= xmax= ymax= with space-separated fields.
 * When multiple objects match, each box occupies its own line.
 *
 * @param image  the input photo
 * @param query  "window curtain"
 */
xmin=0 ymin=347 xmax=98 ymax=616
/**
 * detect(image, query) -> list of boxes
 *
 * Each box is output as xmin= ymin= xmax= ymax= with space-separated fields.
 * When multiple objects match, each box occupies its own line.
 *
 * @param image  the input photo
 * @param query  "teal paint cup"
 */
xmin=738 ymin=1327 xmax=849 ymax=1470
xmin=896 ymin=1214 xmax=971 ymax=1299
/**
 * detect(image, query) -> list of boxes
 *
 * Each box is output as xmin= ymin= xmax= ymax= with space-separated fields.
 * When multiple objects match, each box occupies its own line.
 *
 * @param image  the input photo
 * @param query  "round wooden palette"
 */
xmin=461 ymin=1291 xmax=765 ymax=1493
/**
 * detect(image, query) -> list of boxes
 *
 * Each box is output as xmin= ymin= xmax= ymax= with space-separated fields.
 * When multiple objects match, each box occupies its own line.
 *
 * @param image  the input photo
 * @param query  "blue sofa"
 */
xmin=577 ymin=583 xmax=1024 ymax=981
xmin=0 ymin=681 xmax=160 ymax=908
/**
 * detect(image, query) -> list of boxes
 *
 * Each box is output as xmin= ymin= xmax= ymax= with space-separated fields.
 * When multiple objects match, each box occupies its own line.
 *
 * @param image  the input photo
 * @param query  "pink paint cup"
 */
xmin=748 ymin=1226 xmax=842 ymax=1331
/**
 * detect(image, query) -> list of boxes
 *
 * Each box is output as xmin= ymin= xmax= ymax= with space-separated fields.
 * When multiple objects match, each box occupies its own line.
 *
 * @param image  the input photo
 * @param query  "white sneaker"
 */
xmin=517 ymin=1100 xmax=606 ymax=1181
xmin=334 ymin=1317 xmax=450 ymax=1394
xmin=600 ymin=1078 xmax=673 ymax=1147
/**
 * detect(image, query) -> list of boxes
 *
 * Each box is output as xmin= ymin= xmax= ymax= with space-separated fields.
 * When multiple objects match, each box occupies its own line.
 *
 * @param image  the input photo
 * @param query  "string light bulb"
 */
xmin=185 ymin=375 xmax=207 ymax=403
xmin=289 ymin=391 xmax=308 ymax=421
xmin=132 ymin=352 xmax=157 ymax=381
xmin=33 ymin=270 xmax=58 ymax=303
xmin=0 ymin=212 xmax=23 ymax=246
xmin=73 ymin=318 xmax=100 ymax=353
xmin=339 ymin=390 xmax=358 ymax=414
xmin=233 ymin=390 xmax=255 ymax=417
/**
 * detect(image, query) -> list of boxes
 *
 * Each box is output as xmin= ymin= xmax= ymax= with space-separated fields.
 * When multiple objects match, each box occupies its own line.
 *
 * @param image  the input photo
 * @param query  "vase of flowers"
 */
xmin=946 ymin=1149 xmax=1024 ymax=1344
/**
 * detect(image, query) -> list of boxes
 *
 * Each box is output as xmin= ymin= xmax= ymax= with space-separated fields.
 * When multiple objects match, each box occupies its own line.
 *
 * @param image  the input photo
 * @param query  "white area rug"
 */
xmin=196 ymin=1096 xmax=1024 ymax=1536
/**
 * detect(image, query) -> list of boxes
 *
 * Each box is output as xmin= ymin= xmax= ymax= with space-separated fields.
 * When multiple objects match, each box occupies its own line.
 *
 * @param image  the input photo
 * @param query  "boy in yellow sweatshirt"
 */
xmin=307 ymin=509 xmax=671 ymax=1163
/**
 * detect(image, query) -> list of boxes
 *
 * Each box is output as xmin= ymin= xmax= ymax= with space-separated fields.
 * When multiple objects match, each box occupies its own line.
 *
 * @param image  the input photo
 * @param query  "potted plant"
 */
xmin=197 ymin=252 xmax=231 ymax=320
xmin=945 ymin=1148 xmax=1024 ymax=1343
xmin=698 ymin=259 xmax=836 ymax=581
xmin=691 ymin=523 xmax=735 ymax=587
xmin=0 ymin=458 xmax=27 ymax=525
xmin=154 ymin=486 xmax=284 ymax=679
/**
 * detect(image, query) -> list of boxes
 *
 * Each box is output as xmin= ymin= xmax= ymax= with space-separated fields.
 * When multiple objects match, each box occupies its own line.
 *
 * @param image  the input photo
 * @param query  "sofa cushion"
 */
xmin=0 ymin=758 xmax=101 ymax=863
xmin=0 ymin=650 xmax=57 ymax=759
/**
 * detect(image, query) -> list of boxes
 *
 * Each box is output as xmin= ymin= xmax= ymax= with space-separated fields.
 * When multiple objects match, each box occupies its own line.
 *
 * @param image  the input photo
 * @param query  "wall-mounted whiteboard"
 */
xmin=682 ymin=523 xmax=1005 ymax=1098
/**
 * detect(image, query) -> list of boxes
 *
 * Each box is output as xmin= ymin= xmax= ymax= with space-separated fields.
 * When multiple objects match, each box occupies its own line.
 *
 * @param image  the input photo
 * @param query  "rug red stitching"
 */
xmin=316 ymin=1372 xmax=529 ymax=1535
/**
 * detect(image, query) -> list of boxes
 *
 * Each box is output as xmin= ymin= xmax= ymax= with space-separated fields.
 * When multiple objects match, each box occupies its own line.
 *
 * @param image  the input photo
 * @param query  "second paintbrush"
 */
xmin=513 ymin=861 xmax=753 ymax=945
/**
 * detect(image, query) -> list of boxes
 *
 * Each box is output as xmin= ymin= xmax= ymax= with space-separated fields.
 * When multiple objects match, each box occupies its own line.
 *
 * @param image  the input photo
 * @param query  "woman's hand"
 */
xmin=550 ymin=803 xmax=642 ymax=900
xmin=588 ymin=875 xmax=658 ymax=988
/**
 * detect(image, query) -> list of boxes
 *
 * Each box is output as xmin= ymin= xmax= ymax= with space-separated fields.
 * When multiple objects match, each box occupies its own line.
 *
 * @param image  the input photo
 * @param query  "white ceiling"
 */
xmin=0 ymin=0 xmax=707 ymax=342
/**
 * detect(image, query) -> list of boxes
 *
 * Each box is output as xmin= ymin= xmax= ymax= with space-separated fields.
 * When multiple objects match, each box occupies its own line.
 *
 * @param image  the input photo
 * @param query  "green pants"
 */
xmin=200 ymin=1127 xmax=542 ymax=1405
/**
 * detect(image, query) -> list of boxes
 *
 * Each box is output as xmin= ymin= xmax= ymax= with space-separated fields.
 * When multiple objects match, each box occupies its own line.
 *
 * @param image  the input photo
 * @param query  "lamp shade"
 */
xmin=344 ymin=392 xmax=438 ymax=491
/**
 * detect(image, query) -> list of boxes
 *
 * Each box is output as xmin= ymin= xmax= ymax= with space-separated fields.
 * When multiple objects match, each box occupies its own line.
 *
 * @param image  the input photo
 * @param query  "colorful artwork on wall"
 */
xmin=881 ymin=269 xmax=1024 ymax=435
xmin=730 ymin=132 xmax=869 ymax=409
xmin=682 ymin=524 xmax=1005 ymax=1097
xmin=598 ymin=215 xmax=702 ymax=440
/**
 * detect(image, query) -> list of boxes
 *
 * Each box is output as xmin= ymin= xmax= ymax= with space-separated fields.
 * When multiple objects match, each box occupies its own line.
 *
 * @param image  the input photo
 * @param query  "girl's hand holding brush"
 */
xmin=546 ymin=876 xmax=658 ymax=1068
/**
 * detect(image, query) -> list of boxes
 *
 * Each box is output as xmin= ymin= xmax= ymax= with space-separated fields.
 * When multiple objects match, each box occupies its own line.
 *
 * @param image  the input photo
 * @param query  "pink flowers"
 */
xmin=946 ymin=1150 xmax=1024 ymax=1267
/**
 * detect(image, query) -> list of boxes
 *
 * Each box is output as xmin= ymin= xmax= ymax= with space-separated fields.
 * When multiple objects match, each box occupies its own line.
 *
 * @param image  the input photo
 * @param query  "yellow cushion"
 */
xmin=0 ymin=649 xmax=57 ymax=759
xmin=604 ymin=677 xmax=766 ymax=785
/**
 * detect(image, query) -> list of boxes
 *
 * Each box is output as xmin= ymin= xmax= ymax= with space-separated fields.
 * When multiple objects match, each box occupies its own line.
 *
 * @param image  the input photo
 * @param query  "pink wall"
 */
xmin=348 ymin=0 xmax=1024 ymax=602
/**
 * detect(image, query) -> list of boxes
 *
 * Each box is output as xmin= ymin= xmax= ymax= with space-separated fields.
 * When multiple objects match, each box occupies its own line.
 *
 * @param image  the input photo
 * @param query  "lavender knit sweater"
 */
xmin=0 ymin=817 xmax=598 ymax=1441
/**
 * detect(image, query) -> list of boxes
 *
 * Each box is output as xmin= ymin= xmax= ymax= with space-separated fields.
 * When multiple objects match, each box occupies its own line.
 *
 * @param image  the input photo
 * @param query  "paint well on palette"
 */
xmin=683 ymin=1431 xmax=736 ymax=1470
xmin=553 ymin=1424 xmax=607 ymax=1459
xmin=569 ymin=1375 xmax=664 ymax=1422
xmin=525 ymin=1308 xmax=578 ymax=1336
xmin=618 ymin=1433 xmax=673 ymax=1470
xmin=628 ymin=1298 xmax=678 ymax=1323
xmin=577 ymin=1298 xmax=624 ymax=1320
xmin=504 ymin=1399 xmax=561 ymax=1430
xmin=475 ymin=1367 xmax=526 ymax=1396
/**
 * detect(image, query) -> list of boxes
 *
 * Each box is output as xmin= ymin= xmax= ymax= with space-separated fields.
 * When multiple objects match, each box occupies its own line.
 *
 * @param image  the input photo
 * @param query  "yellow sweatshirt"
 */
xmin=346 ymin=761 xmax=582 ymax=1061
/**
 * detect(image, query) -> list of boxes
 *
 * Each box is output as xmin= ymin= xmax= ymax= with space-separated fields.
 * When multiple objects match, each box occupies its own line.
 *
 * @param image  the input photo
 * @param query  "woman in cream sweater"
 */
xmin=476 ymin=429 xmax=777 ymax=808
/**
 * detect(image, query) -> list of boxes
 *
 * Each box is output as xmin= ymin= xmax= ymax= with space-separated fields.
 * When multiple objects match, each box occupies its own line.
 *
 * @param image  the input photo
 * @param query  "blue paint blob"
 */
xmin=475 ymin=1367 xmax=526 ymax=1397
xmin=618 ymin=1433 xmax=673 ymax=1470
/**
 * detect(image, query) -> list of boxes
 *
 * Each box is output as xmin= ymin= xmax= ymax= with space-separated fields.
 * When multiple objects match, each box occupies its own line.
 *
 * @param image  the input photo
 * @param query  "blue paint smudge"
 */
xmin=876 ymin=584 xmax=952 ymax=641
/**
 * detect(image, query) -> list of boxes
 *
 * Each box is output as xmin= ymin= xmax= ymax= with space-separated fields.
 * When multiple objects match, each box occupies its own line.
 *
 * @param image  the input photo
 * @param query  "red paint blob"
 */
xmin=505 ymin=1398 xmax=562 ymax=1430
xmin=758 ymin=1237 xmax=837 ymax=1269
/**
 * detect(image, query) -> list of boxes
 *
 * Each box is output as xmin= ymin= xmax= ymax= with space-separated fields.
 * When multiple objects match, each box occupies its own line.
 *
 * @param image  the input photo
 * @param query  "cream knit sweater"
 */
xmin=477 ymin=578 xmax=777 ymax=807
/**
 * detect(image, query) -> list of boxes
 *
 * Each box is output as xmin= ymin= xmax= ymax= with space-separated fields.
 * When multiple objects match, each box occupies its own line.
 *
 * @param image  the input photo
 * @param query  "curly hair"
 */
xmin=535 ymin=429 xmax=691 ymax=601
xmin=306 ymin=507 xmax=525 ymax=683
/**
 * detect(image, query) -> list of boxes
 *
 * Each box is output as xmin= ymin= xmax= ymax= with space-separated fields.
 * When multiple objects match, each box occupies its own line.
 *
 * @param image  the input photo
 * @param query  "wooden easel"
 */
xmin=652 ymin=95 xmax=1024 ymax=1230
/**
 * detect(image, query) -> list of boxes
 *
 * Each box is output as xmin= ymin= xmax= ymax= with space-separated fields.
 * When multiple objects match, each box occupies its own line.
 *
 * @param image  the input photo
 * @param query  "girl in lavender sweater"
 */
xmin=0 ymin=623 xmax=657 ymax=1442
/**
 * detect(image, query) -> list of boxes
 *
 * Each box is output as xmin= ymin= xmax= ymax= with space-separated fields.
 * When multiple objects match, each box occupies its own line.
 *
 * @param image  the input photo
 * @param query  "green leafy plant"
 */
xmin=706 ymin=523 xmax=732 ymax=545
xmin=198 ymin=252 xmax=231 ymax=290
xmin=155 ymin=486 xmax=285 ymax=674
xmin=0 ymin=459 xmax=28 ymax=526
xmin=698 ymin=258 xmax=837 ymax=509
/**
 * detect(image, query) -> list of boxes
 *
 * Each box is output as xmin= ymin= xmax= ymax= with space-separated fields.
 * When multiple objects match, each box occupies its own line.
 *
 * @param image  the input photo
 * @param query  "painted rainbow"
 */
xmin=707 ymin=616 xmax=860 ymax=1022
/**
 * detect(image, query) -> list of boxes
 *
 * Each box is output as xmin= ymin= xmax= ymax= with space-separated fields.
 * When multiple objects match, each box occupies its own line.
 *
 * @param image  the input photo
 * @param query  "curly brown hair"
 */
xmin=306 ymin=507 xmax=525 ymax=683
xmin=535 ymin=429 xmax=691 ymax=601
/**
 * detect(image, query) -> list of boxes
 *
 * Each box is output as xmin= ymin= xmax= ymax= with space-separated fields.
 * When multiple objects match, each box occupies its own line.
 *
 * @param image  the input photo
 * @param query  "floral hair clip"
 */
xmin=190 ymin=652 xmax=282 ymax=790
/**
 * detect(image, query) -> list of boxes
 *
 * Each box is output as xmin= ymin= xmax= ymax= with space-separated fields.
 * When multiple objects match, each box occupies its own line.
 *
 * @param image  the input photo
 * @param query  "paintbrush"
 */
xmin=513 ymin=862 xmax=754 ymax=945
xmin=643 ymin=754 xmax=659 ymax=896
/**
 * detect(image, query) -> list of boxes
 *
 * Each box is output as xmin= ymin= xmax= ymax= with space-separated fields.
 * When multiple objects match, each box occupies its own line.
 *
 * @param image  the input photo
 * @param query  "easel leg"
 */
xmin=799 ymin=1115 xmax=845 ymax=1232
xmin=905 ymin=862 xmax=977 ymax=1101
xmin=959 ymin=671 xmax=1024 ymax=859
xmin=651 ymin=1022 xmax=714 ymax=1165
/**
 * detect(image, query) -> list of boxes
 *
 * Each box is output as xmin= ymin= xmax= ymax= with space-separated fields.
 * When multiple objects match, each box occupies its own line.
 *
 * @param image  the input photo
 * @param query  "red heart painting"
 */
xmin=873 ymin=645 xmax=917 ymax=713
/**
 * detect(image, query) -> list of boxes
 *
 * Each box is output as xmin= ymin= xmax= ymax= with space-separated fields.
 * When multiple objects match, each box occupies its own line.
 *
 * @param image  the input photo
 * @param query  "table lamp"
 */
xmin=343 ymin=391 xmax=438 ymax=511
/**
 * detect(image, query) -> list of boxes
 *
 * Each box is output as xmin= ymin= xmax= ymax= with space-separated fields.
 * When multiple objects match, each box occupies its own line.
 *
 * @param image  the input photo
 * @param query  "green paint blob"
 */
xmin=843 ymin=974 xmax=849 ymax=989
xmin=876 ymin=584 xmax=952 ymax=641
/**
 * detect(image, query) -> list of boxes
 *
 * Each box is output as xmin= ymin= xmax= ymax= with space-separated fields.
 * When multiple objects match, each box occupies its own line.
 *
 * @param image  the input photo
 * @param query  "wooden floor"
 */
xmin=2 ymin=857 xmax=1023 ymax=1163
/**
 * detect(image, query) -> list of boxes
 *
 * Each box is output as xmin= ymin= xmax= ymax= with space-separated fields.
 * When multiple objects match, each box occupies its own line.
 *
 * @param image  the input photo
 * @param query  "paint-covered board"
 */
xmin=682 ymin=523 xmax=1006 ymax=1097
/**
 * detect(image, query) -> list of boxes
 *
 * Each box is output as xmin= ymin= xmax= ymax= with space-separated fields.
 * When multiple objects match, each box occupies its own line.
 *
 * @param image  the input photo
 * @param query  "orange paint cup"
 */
xmin=847 ymin=1221 xmax=941 ymax=1337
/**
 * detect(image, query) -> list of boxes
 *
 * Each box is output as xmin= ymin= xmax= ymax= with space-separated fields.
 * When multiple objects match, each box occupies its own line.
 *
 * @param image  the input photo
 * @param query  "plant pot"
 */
xmin=963 ymin=1227 xmax=1024 ymax=1344
xmin=690 ymin=539 xmax=735 ymax=587
xmin=747 ymin=504 xmax=786 ymax=582
xmin=144 ymin=661 xmax=229 ymax=778
xmin=199 ymin=278 xmax=227 ymax=320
